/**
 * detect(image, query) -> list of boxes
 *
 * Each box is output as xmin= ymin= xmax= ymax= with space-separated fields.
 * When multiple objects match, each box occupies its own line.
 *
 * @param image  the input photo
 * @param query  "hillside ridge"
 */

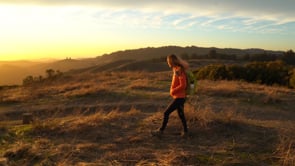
xmin=0 ymin=45 xmax=285 ymax=85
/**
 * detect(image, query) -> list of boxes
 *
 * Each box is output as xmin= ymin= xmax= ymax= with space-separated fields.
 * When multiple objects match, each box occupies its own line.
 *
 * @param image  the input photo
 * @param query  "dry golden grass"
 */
xmin=1 ymin=71 xmax=295 ymax=165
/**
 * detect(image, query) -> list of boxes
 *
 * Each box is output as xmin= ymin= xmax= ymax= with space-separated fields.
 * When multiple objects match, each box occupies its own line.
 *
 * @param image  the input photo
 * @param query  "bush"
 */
xmin=195 ymin=61 xmax=293 ymax=87
xmin=22 ymin=69 xmax=63 ymax=86
xmin=23 ymin=76 xmax=34 ymax=86
xmin=196 ymin=64 xmax=227 ymax=81
xmin=225 ymin=65 xmax=245 ymax=80
xmin=289 ymin=69 xmax=295 ymax=88
xmin=244 ymin=61 xmax=289 ymax=85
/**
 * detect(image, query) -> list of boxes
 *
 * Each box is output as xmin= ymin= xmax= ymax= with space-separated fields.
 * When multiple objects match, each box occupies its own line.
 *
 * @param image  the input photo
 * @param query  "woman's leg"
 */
xmin=176 ymin=98 xmax=188 ymax=133
xmin=159 ymin=99 xmax=179 ymax=131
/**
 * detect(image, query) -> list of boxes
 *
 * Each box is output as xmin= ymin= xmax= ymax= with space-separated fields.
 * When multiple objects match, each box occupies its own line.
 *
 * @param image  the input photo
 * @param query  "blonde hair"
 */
xmin=167 ymin=54 xmax=189 ymax=70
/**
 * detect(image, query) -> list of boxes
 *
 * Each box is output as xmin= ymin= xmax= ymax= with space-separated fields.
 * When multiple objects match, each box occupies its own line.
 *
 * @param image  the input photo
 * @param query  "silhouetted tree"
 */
xmin=23 ymin=76 xmax=34 ymax=86
xmin=55 ymin=70 xmax=63 ymax=78
xmin=289 ymin=68 xmax=295 ymax=88
xmin=281 ymin=50 xmax=295 ymax=65
xmin=46 ymin=69 xmax=55 ymax=79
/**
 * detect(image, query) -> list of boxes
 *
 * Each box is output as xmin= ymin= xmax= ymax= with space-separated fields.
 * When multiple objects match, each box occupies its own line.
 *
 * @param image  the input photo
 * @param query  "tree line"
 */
xmin=181 ymin=49 xmax=295 ymax=65
xmin=177 ymin=49 xmax=295 ymax=88
xmin=194 ymin=60 xmax=295 ymax=88
xmin=23 ymin=69 xmax=63 ymax=86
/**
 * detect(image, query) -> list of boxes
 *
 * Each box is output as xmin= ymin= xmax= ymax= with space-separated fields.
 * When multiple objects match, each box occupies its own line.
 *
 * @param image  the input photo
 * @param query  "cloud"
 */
xmin=1 ymin=0 xmax=295 ymax=34
xmin=3 ymin=0 xmax=295 ymax=24
xmin=2 ymin=0 xmax=294 ymax=19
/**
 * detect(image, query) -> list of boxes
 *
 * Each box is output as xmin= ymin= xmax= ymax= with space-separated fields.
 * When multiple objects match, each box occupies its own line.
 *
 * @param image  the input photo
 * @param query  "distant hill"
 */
xmin=0 ymin=59 xmax=97 ymax=85
xmin=96 ymin=46 xmax=284 ymax=63
xmin=0 ymin=46 xmax=285 ymax=85
xmin=73 ymin=46 xmax=283 ymax=74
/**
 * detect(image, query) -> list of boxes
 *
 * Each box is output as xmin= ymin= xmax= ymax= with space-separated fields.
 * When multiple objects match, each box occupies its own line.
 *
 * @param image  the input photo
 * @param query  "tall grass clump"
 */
xmin=185 ymin=101 xmax=240 ymax=129
xmin=276 ymin=128 xmax=295 ymax=166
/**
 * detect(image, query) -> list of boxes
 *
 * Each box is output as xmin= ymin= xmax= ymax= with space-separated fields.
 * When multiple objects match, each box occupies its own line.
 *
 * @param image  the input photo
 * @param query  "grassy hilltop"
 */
xmin=0 ymin=69 xmax=295 ymax=165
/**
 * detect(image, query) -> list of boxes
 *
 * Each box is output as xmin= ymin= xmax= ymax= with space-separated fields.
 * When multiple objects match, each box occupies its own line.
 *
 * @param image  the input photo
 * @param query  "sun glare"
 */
xmin=0 ymin=2 xmax=294 ymax=61
xmin=0 ymin=5 xmax=104 ymax=61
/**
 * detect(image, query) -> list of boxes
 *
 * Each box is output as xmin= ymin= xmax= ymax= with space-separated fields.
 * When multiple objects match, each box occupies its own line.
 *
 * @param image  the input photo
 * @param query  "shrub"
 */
xmin=195 ymin=61 xmax=293 ymax=87
xmin=196 ymin=64 xmax=227 ymax=81
xmin=23 ymin=76 xmax=34 ymax=86
xmin=22 ymin=69 xmax=63 ymax=86
xmin=289 ymin=69 xmax=295 ymax=88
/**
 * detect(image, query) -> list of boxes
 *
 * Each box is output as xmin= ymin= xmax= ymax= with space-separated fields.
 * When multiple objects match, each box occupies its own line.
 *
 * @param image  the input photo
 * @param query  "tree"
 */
xmin=195 ymin=61 xmax=292 ymax=87
xmin=281 ymin=50 xmax=295 ymax=65
xmin=55 ymin=70 xmax=63 ymax=78
xmin=289 ymin=68 xmax=295 ymax=88
xmin=46 ymin=69 xmax=55 ymax=79
xmin=23 ymin=76 xmax=34 ymax=86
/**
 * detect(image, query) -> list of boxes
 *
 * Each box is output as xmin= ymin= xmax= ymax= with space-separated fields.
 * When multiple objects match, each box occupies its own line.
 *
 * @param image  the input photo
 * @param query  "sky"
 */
xmin=0 ymin=0 xmax=295 ymax=61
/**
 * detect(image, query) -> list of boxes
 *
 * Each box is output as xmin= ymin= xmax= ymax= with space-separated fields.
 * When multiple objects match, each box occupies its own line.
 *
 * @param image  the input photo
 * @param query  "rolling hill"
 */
xmin=0 ymin=70 xmax=294 ymax=165
xmin=1 ymin=46 xmax=294 ymax=165
xmin=96 ymin=45 xmax=283 ymax=63
xmin=0 ymin=45 xmax=284 ymax=85
xmin=0 ymin=59 xmax=98 ymax=85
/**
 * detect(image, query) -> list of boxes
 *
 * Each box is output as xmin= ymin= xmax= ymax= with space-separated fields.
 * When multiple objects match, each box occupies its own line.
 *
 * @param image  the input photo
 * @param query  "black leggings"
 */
xmin=160 ymin=98 xmax=188 ymax=132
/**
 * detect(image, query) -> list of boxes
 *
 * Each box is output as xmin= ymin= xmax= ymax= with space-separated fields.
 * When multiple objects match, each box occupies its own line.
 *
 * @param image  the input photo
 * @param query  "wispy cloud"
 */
xmin=2 ymin=0 xmax=295 ymax=35
xmin=2 ymin=0 xmax=295 ymax=19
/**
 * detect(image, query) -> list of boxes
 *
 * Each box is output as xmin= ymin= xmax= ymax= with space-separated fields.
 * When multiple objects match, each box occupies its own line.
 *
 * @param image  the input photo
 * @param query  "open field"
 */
xmin=0 ymin=71 xmax=295 ymax=165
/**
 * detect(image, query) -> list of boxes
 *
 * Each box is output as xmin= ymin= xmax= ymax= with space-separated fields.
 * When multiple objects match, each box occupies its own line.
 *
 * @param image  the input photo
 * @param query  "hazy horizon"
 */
xmin=1 ymin=0 xmax=295 ymax=61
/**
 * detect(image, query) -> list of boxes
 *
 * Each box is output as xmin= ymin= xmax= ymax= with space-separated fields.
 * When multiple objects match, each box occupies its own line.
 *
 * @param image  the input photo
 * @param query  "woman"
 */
xmin=152 ymin=54 xmax=189 ymax=138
